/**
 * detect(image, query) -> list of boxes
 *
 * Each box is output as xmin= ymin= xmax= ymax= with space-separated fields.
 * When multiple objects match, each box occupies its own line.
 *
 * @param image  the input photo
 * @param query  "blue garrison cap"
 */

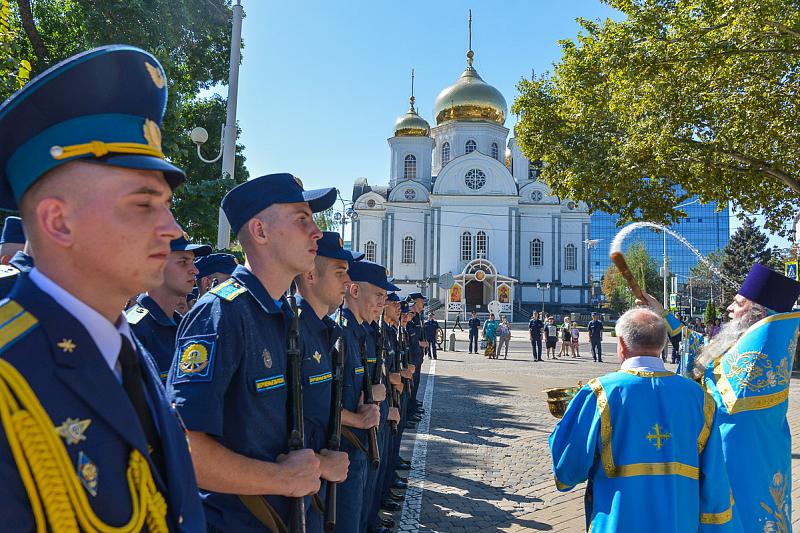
xmin=0 ymin=216 xmax=25 ymax=244
xmin=317 ymin=231 xmax=364 ymax=262
xmin=387 ymin=293 xmax=401 ymax=302
xmin=0 ymin=45 xmax=186 ymax=210
xmin=348 ymin=260 xmax=400 ymax=292
xmin=195 ymin=252 xmax=238 ymax=279
xmin=221 ymin=173 xmax=337 ymax=235
xmin=739 ymin=264 xmax=800 ymax=313
xmin=170 ymin=232 xmax=211 ymax=257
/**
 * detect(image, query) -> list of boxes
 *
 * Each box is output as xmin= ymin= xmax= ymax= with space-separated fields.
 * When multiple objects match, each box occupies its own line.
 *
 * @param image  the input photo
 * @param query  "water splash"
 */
xmin=609 ymin=222 xmax=738 ymax=289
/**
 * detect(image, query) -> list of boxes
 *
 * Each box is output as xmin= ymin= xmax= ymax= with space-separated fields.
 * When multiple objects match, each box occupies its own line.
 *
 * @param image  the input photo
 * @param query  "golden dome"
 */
xmin=433 ymin=51 xmax=507 ymax=126
xmin=394 ymin=96 xmax=431 ymax=137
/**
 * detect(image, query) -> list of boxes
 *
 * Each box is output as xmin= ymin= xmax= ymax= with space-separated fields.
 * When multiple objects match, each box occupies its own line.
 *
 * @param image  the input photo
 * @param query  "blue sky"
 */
xmin=204 ymin=0 xmax=789 ymax=247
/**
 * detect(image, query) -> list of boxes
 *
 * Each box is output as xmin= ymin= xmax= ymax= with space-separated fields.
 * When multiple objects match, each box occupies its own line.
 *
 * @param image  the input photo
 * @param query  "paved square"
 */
xmin=395 ymin=328 xmax=800 ymax=532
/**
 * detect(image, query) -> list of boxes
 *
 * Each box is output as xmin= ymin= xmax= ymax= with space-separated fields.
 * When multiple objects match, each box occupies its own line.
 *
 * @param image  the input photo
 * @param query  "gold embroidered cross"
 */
xmin=646 ymin=424 xmax=671 ymax=450
xmin=57 ymin=339 xmax=77 ymax=353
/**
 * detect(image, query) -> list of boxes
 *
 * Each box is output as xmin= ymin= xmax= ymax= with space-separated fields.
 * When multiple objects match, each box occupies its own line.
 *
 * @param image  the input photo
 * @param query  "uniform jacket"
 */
xmin=127 ymin=293 xmax=180 ymax=381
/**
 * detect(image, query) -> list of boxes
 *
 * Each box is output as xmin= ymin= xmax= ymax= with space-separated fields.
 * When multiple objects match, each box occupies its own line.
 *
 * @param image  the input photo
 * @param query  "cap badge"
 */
xmin=293 ymin=176 xmax=304 ymax=188
xmin=312 ymin=351 xmax=322 ymax=364
xmin=182 ymin=231 xmax=190 ymax=241
xmin=144 ymin=61 xmax=165 ymax=89
xmin=339 ymin=237 xmax=344 ymax=248
xmin=143 ymin=119 xmax=162 ymax=151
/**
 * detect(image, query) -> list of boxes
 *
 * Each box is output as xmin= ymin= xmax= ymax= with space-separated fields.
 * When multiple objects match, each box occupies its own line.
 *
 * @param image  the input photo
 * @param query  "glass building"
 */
xmin=590 ymin=198 xmax=730 ymax=284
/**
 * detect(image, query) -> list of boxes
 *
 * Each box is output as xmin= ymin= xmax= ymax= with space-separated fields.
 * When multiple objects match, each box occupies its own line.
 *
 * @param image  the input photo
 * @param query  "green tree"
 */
xmin=512 ymin=0 xmax=800 ymax=236
xmin=601 ymin=241 xmax=663 ymax=314
xmin=313 ymin=208 xmax=339 ymax=233
xmin=688 ymin=249 xmax=728 ymax=310
xmin=704 ymin=301 xmax=718 ymax=326
xmin=0 ymin=0 xmax=30 ymax=95
xmin=721 ymin=218 xmax=777 ymax=286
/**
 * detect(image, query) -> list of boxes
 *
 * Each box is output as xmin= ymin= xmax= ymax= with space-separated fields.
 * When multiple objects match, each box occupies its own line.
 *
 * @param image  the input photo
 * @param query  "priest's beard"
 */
xmin=693 ymin=304 xmax=767 ymax=378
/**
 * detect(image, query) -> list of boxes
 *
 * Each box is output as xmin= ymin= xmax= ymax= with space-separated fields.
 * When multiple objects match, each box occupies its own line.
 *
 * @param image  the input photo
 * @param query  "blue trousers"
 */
xmin=334 ymin=447 xmax=368 ymax=533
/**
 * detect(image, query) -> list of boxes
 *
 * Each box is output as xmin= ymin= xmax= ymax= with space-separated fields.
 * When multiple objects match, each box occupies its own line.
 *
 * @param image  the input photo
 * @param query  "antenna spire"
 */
xmin=467 ymin=9 xmax=474 ymax=68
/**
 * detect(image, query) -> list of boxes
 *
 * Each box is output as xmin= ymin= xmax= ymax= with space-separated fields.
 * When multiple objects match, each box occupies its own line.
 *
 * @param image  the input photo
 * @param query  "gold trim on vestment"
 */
xmin=618 ymin=369 xmax=674 ymax=378
xmin=713 ymin=356 xmax=790 ymax=414
xmin=700 ymin=492 xmax=734 ymax=524
xmin=697 ymin=392 xmax=715 ymax=454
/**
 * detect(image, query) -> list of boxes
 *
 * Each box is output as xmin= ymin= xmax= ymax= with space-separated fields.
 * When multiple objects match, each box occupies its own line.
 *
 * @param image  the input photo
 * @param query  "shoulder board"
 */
xmin=210 ymin=278 xmax=247 ymax=301
xmin=125 ymin=305 xmax=149 ymax=325
xmin=0 ymin=264 xmax=19 ymax=278
xmin=0 ymin=299 xmax=38 ymax=352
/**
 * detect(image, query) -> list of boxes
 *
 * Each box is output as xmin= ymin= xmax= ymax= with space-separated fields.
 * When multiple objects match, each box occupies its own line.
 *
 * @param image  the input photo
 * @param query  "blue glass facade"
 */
xmin=590 ymin=199 xmax=730 ymax=282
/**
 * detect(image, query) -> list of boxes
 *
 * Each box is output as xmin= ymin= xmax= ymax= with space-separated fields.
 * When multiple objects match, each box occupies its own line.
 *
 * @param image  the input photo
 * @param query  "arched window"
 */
xmin=441 ymin=142 xmax=450 ymax=165
xmin=528 ymin=159 xmax=542 ymax=180
xmin=465 ymin=140 xmax=477 ymax=154
xmin=565 ymin=243 xmax=577 ymax=271
xmin=401 ymin=236 xmax=415 ymax=264
xmin=404 ymin=154 xmax=416 ymax=180
xmin=364 ymin=241 xmax=376 ymax=263
xmin=476 ymin=231 xmax=488 ymax=259
xmin=464 ymin=168 xmax=486 ymax=190
xmin=460 ymin=232 xmax=473 ymax=261
xmin=530 ymin=238 xmax=543 ymax=267
xmin=491 ymin=142 xmax=499 ymax=160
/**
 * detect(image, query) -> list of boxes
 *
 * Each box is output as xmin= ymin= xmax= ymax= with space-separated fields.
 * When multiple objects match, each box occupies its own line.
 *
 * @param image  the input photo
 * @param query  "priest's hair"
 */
xmin=694 ymin=302 xmax=768 ymax=377
xmin=615 ymin=308 xmax=668 ymax=352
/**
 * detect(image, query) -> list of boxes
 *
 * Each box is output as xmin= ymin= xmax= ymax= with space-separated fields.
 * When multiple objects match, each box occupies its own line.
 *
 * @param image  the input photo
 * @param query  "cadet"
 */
xmin=335 ymin=260 xmax=394 ymax=533
xmin=195 ymin=252 xmax=238 ymax=296
xmin=0 ymin=46 xmax=204 ymax=531
xmin=168 ymin=173 xmax=334 ymax=532
xmin=294 ymin=231 xmax=360 ymax=532
xmin=423 ymin=311 xmax=440 ymax=360
xmin=127 ymin=232 xmax=210 ymax=380
xmin=406 ymin=293 xmax=428 ymax=418
xmin=0 ymin=215 xmax=30 ymax=297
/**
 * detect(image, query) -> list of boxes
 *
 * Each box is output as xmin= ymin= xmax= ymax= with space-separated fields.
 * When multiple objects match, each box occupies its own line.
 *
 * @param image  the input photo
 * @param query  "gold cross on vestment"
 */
xmin=646 ymin=424 xmax=671 ymax=450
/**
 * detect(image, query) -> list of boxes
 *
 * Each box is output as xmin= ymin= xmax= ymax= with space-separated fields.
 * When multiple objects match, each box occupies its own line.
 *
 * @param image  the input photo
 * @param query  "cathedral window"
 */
xmin=366 ymin=199 xmax=376 ymax=208
xmin=491 ymin=142 xmax=499 ymax=160
xmin=465 ymin=140 xmax=477 ymax=154
xmin=401 ymin=236 xmax=415 ymax=264
xmin=441 ymin=142 xmax=450 ymax=165
xmin=404 ymin=188 xmax=417 ymax=200
xmin=464 ymin=169 xmax=486 ymax=190
xmin=530 ymin=239 xmax=543 ymax=267
xmin=565 ymin=243 xmax=577 ymax=271
xmin=528 ymin=159 xmax=542 ymax=179
xmin=476 ymin=231 xmax=488 ymax=259
xmin=460 ymin=232 xmax=472 ymax=261
xmin=404 ymin=154 xmax=417 ymax=180
xmin=364 ymin=241 xmax=376 ymax=262
xmin=530 ymin=190 xmax=543 ymax=202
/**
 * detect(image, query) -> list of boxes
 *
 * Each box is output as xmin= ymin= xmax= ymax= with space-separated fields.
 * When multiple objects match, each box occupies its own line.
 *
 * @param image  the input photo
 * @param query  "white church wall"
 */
xmin=389 ymin=209 xmax=426 ymax=282
xmin=388 ymin=136 xmax=434 ymax=189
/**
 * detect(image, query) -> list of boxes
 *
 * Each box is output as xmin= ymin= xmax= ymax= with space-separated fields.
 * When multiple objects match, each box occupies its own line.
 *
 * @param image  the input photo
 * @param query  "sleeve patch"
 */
xmin=174 ymin=337 xmax=216 ymax=383
xmin=308 ymin=371 xmax=333 ymax=385
xmin=255 ymin=374 xmax=286 ymax=392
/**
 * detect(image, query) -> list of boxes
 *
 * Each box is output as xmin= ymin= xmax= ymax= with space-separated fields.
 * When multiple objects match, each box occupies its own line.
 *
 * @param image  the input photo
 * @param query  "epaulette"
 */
xmin=210 ymin=278 xmax=247 ymax=301
xmin=0 ymin=264 xmax=19 ymax=278
xmin=125 ymin=305 xmax=149 ymax=325
xmin=0 ymin=299 xmax=38 ymax=353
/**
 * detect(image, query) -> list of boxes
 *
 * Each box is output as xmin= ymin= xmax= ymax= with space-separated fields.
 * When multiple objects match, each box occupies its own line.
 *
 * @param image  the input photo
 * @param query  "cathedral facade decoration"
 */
xmin=351 ymin=44 xmax=591 ymax=317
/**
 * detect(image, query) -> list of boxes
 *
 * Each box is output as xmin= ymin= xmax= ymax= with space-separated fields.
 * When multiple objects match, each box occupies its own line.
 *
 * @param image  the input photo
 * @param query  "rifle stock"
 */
xmin=360 ymin=336 xmax=381 ymax=470
xmin=286 ymin=287 xmax=306 ymax=533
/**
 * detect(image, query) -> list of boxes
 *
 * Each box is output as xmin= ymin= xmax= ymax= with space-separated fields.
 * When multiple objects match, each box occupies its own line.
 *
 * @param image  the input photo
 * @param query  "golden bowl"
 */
xmin=543 ymin=383 xmax=582 ymax=419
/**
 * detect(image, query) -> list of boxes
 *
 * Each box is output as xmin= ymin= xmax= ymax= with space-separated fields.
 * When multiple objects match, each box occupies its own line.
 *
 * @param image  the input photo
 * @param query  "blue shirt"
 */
xmin=587 ymin=319 xmax=604 ymax=341
xmin=424 ymin=319 xmax=439 ymax=342
xmin=168 ymin=264 xmax=298 ymax=531
xmin=468 ymin=317 xmax=481 ymax=332
xmin=126 ymin=293 xmax=180 ymax=381
xmin=528 ymin=318 xmax=544 ymax=336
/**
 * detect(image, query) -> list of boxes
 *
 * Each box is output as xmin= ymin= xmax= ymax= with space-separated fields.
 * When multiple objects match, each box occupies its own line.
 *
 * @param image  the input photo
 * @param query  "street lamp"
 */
xmin=190 ymin=0 xmax=243 ymax=250
xmin=333 ymin=192 xmax=358 ymax=240
xmin=536 ymin=282 xmax=550 ymax=312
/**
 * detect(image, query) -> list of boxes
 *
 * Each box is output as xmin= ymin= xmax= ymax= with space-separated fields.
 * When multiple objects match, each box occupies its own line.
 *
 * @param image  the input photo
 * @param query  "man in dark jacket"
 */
xmin=587 ymin=312 xmax=604 ymax=362
xmin=468 ymin=311 xmax=481 ymax=354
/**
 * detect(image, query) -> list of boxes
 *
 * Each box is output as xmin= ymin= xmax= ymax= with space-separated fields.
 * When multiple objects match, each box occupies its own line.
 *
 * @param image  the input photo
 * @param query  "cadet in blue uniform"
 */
xmin=127 ymin=232 xmax=210 ymax=380
xmin=168 ymin=173 xmax=336 ymax=532
xmin=294 ymin=231 xmax=360 ymax=532
xmin=423 ymin=312 xmax=440 ymax=360
xmin=195 ymin=252 xmax=238 ymax=297
xmin=406 ymin=293 xmax=427 ymax=420
xmin=0 ymin=46 xmax=204 ymax=531
xmin=0 ymin=216 xmax=29 ymax=297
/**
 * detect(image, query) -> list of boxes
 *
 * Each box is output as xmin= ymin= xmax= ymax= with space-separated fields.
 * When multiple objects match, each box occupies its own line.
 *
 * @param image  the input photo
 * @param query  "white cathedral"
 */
xmin=351 ymin=44 xmax=591 ymax=319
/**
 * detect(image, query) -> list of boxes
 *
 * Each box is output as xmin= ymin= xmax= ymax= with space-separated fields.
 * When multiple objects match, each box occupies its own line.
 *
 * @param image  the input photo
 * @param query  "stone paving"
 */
xmin=392 ymin=326 xmax=800 ymax=532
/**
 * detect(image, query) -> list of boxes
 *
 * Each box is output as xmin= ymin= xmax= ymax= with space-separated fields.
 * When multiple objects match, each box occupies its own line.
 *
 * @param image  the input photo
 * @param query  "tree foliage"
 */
xmin=0 ymin=0 xmax=30 ymax=95
xmin=704 ymin=300 xmax=718 ymax=326
xmin=513 ymin=0 xmax=800 ymax=236
xmin=313 ymin=208 xmax=339 ymax=233
xmin=721 ymin=217 xmax=778 ymax=285
xmin=3 ymin=0 xmax=245 ymax=245
xmin=601 ymin=241 xmax=663 ymax=314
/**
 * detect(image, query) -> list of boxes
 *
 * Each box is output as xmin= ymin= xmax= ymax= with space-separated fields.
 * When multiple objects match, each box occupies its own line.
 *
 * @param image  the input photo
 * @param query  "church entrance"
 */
xmin=465 ymin=280 xmax=484 ymax=311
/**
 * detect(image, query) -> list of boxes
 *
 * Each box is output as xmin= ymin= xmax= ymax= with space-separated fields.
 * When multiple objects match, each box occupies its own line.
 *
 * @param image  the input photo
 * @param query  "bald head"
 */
xmin=615 ymin=308 xmax=667 ymax=356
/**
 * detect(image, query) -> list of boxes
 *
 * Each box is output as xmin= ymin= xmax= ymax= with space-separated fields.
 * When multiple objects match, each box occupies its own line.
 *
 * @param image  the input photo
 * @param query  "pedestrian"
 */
xmin=558 ymin=317 xmax=572 ymax=358
xmin=528 ymin=311 xmax=544 ymax=361
xmin=453 ymin=312 xmax=463 ymax=331
xmin=0 ymin=46 xmax=204 ymax=530
xmin=468 ymin=310 xmax=481 ymax=353
xmin=570 ymin=320 xmax=580 ymax=357
xmin=708 ymin=318 xmax=721 ymax=338
xmin=549 ymin=308 xmax=735 ymax=531
xmin=424 ymin=312 xmax=439 ymax=360
xmin=483 ymin=312 xmax=498 ymax=359
xmin=545 ymin=316 xmax=558 ymax=359
xmin=587 ymin=312 xmax=603 ymax=362
xmin=496 ymin=315 xmax=511 ymax=359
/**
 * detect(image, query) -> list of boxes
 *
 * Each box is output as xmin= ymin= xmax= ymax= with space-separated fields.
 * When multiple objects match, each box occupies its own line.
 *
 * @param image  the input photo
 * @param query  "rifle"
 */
xmin=323 ymin=305 xmax=346 ymax=533
xmin=360 ymin=334 xmax=381 ymax=470
xmin=377 ymin=313 xmax=398 ymax=434
xmin=285 ymin=286 xmax=306 ymax=533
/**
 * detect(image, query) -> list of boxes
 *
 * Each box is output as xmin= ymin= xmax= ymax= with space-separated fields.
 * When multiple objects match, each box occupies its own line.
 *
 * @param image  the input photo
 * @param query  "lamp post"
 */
xmin=189 ymin=0 xmax=243 ymax=250
xmin=536 ymin=282 xmax=550 ymax=312
xmin=333 ymin=192 xmax=358 ymax=241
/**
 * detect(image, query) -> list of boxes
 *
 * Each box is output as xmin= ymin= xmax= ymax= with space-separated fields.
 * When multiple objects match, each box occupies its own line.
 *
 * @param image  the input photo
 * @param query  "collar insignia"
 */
xmin=312 ymin=351 xmax=322 ymax=364
xmin=57 ymin=339 xmax=76 ymax=353
xmin=263 ymin=349 xmax=273 ymax=369
xmin=56 ymin=417 xmax=91 ymax=445
xmin=78 ymin=451 xmax=99 ymax=497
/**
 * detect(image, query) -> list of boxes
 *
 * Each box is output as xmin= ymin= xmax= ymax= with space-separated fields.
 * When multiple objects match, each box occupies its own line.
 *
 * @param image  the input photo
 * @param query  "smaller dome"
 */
xmin=394 ymin=97 xmax=430 ymax=137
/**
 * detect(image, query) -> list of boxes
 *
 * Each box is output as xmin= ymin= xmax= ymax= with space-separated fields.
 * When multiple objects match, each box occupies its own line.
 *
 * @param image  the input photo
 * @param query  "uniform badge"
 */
xmin=57 ymin=339 xmax=76 ymax=353
xmin=312 ymin=351 xmax=322 ymax=364
xmin=174 ymin=337 xmax=216 ymax=382
xmin=144 ymin=61 xmax=165 ymax=89
xmin=263 ymin=349 xmax=273 ymax=369
xmin=78 ymin=451 xmax=98 ymax=496
xmin=56 ymin=417 xmax=91 ymax=445
xmin=142 ymin=119 xmax=162 ymax=150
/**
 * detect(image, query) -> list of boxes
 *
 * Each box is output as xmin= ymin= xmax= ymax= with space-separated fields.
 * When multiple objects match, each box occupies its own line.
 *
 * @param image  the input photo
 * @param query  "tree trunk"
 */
xmin=15 ymin=0 xmax=47 ymax=65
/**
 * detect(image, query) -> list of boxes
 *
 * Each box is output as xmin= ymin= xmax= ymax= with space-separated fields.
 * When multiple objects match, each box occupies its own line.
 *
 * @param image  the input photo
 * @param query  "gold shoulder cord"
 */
xmin=0 ymin=359 xmax=168 ymax=533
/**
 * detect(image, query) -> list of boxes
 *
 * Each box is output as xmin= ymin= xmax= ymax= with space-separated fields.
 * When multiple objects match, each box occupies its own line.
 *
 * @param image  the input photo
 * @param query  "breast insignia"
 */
xmin=56 ymin=417 xmax=91 ymax=445
xmin=125 ymin=305 xmax=149 ymax=325
xmin=77 ymin=451 xmax=99 ymax=497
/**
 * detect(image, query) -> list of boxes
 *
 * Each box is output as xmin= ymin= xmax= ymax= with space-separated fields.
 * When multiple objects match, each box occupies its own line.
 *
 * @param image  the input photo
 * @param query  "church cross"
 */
xmin=646 ymin=424 xmax=671 ymax=450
